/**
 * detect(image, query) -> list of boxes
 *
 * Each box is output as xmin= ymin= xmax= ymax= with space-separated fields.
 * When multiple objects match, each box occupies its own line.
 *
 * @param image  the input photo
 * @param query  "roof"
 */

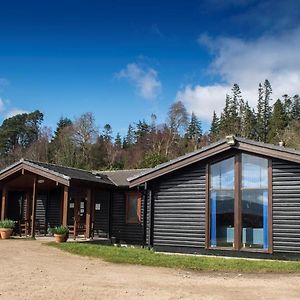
xmin=95 ymin=169 xmax=150 ymax=187
xmin=0 ymin=159 xmax=114 ymax=186
xmin=128 ymin=136 xmax=300 ymax=187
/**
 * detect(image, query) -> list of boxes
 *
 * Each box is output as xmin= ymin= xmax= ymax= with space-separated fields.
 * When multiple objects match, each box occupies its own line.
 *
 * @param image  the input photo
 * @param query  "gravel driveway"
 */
xmin=0 ymin=239 xmax=299 ymax=300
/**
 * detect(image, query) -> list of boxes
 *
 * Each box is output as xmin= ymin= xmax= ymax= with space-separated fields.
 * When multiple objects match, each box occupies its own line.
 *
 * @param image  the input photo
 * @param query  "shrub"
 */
xmin=0 ymin=219 xmax=16 ymax=229
xmin=48 ymin=225 xmax=69 ymax=236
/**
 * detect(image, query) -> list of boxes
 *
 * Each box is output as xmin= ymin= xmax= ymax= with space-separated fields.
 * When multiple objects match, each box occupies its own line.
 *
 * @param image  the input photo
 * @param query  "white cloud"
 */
xmin=0 ymin=98 xmax=5 ymax=113
xmin=5 ymin=108 xmax=29 ymax=119
xmin=116 ymin=63 xmax=161 ymax=100
xmin=177 ymin=27 xmax=300 ymax=120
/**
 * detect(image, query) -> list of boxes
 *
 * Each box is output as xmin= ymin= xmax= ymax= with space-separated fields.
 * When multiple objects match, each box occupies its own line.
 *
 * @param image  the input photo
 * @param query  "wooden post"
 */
xmin=62 ymin=186 xmax=69 ymax=226
xmin=85 ymin=188 xmax=92 ymax=239
xmin=1 ymin=186 xmax=7 ymax=220
xmin=31 ymin=177 xmax=38 ymax=237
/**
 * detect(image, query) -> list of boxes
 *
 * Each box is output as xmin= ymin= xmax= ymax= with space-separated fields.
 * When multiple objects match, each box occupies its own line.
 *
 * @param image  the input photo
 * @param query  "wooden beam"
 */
xmin=234 ymin=153 xmax=241 ymax=250
xmin=85 ymin=188 xmax=92 ymax=238
xmin=62 ymin=186 xmax=69 ymax=226
xmin=1 ymin=186 xmax=7 ymax=220
xmin=205 ymin=164 xmax=210 ymax=249
xmin=31 ymin=176 xmax=38 ymax=237
xmin=268 ymin=159 xmax=273 ymax=254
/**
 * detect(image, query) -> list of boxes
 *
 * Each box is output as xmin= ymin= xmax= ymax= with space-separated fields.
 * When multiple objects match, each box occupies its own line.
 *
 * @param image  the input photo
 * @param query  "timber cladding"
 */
xmin=111 ymin=191 xmax=144 ymax=244
xmin=272 ymin=159 xmax=300 ymax=253
xmin=152 ymin=162 xmax=206 ymax=248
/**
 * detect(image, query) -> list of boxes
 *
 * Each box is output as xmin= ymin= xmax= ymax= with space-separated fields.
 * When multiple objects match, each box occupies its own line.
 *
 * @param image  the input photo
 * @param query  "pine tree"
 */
xmin=256 ymin=80 xmax=272 ymax=142
xmin=267 ymin=99 xmax=287 ymax=143
xmin=209 ymin=111 xmax=220 ymax=142
xmin=125 ymin=124 xmax=135 ymax=146
xmin=231 ymin=83 xmax=244 ymax=135
xmin=219 ymin=94 xmax=231 ymax=136
xmin=291 ymin=95 xmax=300 ymax=121
xmin=241 ymin=102 xmax=256 ymax=139
xmin=282 ymin=94 xmax=293 ymax=123
xmin=186 ymin=112 xmax=202 ymax=149
xmin=53 ymin=117 xmax=72 ymax=141
xmin=115 ymin=132 xmax=122 ymax=148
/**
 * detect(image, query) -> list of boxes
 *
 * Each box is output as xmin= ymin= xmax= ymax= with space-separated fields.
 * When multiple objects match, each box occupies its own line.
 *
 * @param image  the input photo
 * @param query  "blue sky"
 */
xmin=0 ymin=0 xmax=300 ymax=136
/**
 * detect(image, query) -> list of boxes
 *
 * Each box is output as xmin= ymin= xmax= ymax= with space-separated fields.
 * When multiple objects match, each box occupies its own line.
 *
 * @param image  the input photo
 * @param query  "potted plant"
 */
xmin=0 ymin=219 xmax=16 ymax=239
xmin=48 ymin=225 xmax=69 ymax=243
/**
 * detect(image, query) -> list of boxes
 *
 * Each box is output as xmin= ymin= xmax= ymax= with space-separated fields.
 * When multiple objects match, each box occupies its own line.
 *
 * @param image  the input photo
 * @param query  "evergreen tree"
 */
xmin=291 ymin=95 xmax=300 ymax=121
xmin=241 ymin=102 xmax=256 ymax=139
xmin=282 ymin=94 xmax=293 ymax=123
xmin=53 ymin=117 xmax=72 ymax=141
xmin=115 ymin=132 xmax=122 ymax=148
xmin=102 ymin=124 xmax=113 ymax=141
xmin=209 ymin=111 xmax=219 ymax=141
xmin=231 ymin=83 xmax=244 ymax=135
xmin=267 ymin=99 xmax=287 ymax=143
xmin=125 ymin=124 xmax=135 ymax=146
xmin=219 ymin=94 xmax=231 ymax=136
xmin=186 ymin=112 xmax=202 ymax=149
xmin=256 ymin=80 xmax=272 ymax=142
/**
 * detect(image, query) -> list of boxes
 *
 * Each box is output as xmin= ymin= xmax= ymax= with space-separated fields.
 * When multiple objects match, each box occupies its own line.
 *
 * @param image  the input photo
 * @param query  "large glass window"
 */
xmin=210 ymin=157 xmax=235 ymax=248
xmin=209 ymin=153 xmax=270 ymax=252
xmin=241 ymin=154 xmax=268 ymax=250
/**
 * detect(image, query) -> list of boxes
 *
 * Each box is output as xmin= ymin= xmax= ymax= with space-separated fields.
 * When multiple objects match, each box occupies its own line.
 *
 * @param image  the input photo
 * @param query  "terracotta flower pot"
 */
xmin=0 ymin=228 xmax=13 ymax=239
xmin=54 ymin=234 xmax=68 ymax=243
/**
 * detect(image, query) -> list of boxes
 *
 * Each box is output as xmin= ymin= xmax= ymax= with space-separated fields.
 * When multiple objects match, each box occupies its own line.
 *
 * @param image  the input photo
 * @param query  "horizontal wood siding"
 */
xmin=152 ymin=163 xmax=206 ymax=248
xmin=111 ymin=190 xmax=143 ymax=244
xmin=36 ymin=194 xmax=47 ymax=230
xmin=93 ymin=190 xmax=110 ymax=237
xmin=273 ymin=159 xmax=300 ymax=253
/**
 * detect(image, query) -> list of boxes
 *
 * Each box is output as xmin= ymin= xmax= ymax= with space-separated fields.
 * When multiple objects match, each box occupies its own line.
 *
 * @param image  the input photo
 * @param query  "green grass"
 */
xmin=47 ymin=242 xmax=300 ymax=273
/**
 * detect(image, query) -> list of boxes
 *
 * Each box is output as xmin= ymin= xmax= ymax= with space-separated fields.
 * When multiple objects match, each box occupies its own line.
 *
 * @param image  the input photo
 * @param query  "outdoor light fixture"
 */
xmin=37 ymin=179 xmax=45 ymax=184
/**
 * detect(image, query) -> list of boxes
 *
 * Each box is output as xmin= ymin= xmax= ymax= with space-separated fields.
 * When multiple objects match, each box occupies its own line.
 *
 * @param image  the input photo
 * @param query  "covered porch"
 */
xmin=0 ymin=159 xmax=114 ymax=239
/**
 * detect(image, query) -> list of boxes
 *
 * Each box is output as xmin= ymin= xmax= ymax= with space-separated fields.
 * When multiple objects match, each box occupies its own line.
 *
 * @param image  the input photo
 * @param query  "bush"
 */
xmin=0 ymin=219 xmax=16 ymax=229
xmin=48 ymin=225 xmax=69 ymax=236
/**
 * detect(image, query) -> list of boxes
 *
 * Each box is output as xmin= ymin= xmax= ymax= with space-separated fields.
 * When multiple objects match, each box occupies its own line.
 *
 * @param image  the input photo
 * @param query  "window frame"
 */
xmin=205 ymin=152 xmax=273 ymax=253
xmin=125 ymin=191 xmax=142 ymax=224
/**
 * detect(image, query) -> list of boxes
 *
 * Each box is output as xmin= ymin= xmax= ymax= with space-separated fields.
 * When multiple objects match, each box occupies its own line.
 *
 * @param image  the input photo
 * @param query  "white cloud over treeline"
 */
xmin=177 ymin=26 xmax=300 ymax=120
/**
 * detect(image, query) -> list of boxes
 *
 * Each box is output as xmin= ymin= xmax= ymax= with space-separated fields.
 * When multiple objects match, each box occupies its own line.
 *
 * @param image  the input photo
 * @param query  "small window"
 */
xmin=126 ymin=192 xmax=142 ymax=224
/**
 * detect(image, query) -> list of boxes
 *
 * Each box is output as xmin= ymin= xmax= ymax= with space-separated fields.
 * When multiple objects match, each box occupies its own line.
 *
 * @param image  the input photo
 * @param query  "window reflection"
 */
xmin=210 ymin=157 xmax=235 ymax=248
xmin=241 ymin=154 xmax=268 ymax=250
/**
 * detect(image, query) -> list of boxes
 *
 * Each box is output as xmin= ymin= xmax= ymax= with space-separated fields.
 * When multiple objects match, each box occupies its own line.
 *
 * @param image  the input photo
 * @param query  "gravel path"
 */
xmin=0 ymin=239 xmax=299 ymax=299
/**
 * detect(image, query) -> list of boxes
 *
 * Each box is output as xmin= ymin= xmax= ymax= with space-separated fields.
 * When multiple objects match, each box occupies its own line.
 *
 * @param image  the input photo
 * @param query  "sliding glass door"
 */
xmin=209 ymin=153 xmax=270 ymax=252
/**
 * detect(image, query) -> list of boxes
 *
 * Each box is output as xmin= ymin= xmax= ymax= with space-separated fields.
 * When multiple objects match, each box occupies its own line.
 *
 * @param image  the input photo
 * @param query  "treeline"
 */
xmin=0 ymin=102 xmax=205 ymax=169
xmin=0 ymin=79 xmax=299 ymax=170
xmin=209 ymin=80 xmax=300 ymax=146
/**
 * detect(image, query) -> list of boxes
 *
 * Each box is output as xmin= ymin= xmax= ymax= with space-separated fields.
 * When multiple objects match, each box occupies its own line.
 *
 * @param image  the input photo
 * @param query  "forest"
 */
xmin=0 ymin=79 xmax=299 ymax=170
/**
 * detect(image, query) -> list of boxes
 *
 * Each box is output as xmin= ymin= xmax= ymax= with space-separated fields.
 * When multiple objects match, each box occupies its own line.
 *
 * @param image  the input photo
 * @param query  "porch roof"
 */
xmin=0 ymin=159 xmax=114 ymax=187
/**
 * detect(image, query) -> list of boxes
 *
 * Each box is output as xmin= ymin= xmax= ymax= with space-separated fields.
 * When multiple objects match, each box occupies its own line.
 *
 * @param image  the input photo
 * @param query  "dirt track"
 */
xmin=0 ymin=239 xmax=299 ymax=299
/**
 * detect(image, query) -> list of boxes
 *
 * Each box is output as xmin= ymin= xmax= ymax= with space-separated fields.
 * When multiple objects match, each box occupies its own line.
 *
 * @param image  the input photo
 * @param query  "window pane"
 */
xmin=210 ymin=157 xmax=235 ymax=248
xmin=241 ymin=154 xmax=268 ymax=250
xmin=128 ymin=194 xmax=138 ymax=222
xmin=211 ymin=157 xmax=235 ymax=189
xmin=242 ymin=154 xmax=268 ymax=189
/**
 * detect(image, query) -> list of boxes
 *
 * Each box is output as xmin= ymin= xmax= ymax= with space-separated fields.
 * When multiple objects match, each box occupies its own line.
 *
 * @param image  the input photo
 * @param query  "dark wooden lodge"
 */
xmin=129 ymin=136 xmax=300 ymax=259
xmin=0 ymin=159 xmax=147 ymax=244
xmin=1 ymin=136 xmax=300 ymax=259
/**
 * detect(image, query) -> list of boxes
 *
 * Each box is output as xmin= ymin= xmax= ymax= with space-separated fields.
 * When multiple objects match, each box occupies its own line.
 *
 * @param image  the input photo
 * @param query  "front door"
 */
xmin=68 ymin=195 xmax=86 ymax=238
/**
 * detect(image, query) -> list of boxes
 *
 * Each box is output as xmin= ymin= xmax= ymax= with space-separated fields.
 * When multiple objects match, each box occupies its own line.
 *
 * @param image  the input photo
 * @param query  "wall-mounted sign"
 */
xmin=69 ymin=203 xmax=74 ymax=209
xmin=95 ymin=203 xmax=101 ymax=211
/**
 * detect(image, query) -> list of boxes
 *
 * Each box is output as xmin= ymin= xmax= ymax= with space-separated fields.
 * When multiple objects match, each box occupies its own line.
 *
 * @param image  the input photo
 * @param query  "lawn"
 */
xmin=48 ymin=242 xmax=300 ymax=273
